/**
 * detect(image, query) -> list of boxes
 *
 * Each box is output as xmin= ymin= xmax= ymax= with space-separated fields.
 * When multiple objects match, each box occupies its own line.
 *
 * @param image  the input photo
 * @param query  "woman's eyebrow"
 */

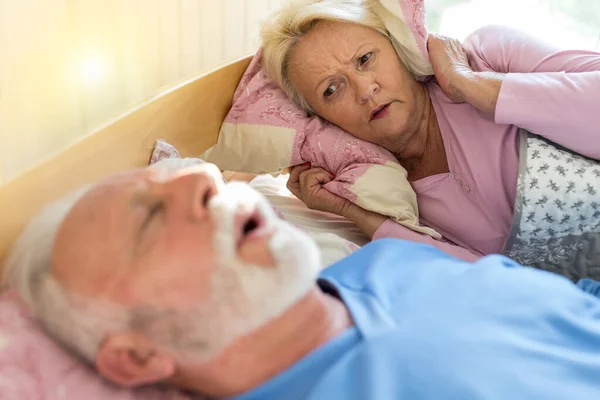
xmin=315 ymin=75 xmax=332 ymax=92
xmin=313 ymin=42 xmax=373 ymax=94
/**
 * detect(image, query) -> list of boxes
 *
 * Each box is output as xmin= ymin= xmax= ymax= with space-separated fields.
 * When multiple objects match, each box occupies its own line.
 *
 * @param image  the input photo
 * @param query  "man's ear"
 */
xmin=95 ymin=331 xmax=176 ymax=387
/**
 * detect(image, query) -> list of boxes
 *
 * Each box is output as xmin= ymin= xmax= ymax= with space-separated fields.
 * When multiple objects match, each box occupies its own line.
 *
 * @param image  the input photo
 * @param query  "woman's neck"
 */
xmin=399 ymin=89 xmax=449 ymax=181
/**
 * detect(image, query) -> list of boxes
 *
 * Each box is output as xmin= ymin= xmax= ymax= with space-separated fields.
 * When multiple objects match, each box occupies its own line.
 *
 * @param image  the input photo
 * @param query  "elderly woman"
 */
xmin=260 ymin=0 xmax=600 ymax=274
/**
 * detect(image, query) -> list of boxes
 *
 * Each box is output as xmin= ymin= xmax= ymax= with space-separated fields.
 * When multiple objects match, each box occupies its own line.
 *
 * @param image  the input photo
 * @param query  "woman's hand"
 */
xmin=427 ymin=34 xmax=473 ymax=103
xmin=287 ymin=164 xmax=350 ymax=216
xmin=427 ymin=33 xmax=504 ymax=115
xmin=287 ymin=163 xmax=389 ymax=238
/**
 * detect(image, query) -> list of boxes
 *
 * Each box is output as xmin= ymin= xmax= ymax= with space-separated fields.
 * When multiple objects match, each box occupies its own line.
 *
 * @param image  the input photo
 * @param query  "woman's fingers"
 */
xmin=288 ymin=166 xmax=338 ymax=212
xmin=427 ymin=33 xmax=471 ymax=103
xmin=289 ymin=163 xmax=312 ymax=183
xmin=299 ymin=168 xmax=334 ymax=191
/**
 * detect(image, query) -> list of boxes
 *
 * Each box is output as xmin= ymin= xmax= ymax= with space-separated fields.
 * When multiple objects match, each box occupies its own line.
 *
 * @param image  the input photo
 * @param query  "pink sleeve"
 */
xmin=372 ymin=219 xmax=482 ymax=262
xmin=464 ymin=25 xmax=600 ymax=159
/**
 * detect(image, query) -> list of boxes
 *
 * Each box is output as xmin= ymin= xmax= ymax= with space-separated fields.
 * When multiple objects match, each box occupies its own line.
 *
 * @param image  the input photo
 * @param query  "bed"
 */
xmin=0 ymin=6 xmax=442 ymax=394
xmin=0 ymin=55 xmax=253 ymax=282
xmin=0 ymin=54 xmax=374 ymax=399
xmin=0 ymin=0 xmax=438 ymax=277
xmin=0 ymin=56 xmax=251 ymax=398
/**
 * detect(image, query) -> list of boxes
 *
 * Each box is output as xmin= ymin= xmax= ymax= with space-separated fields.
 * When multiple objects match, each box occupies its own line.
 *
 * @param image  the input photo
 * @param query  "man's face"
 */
xmin=51 ymin=163 xmax=321 ymax=359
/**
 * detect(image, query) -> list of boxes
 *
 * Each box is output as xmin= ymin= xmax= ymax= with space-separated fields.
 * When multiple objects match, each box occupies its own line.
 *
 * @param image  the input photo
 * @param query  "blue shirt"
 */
xmin=231 ymin=239 xmax=600 ymax=400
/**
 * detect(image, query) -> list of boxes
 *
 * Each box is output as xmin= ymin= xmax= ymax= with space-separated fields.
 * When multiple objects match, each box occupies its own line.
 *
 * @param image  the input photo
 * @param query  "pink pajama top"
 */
xmin=373 ymin=25 xmax=600 ymax=261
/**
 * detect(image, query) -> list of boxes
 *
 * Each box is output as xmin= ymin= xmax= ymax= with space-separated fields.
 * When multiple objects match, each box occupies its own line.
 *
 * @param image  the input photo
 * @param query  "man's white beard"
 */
xmin=168 ymin=182 xmax=321 ymax=362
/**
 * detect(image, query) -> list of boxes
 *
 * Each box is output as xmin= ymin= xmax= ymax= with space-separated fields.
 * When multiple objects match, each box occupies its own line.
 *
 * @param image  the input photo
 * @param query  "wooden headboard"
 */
xmin=0 ymin=55 xmax=252 ymax=279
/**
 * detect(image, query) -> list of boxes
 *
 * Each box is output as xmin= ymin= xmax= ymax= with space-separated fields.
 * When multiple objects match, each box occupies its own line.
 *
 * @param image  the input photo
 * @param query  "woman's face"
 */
xmin=288 ymin=21 xmax=425 ymax=152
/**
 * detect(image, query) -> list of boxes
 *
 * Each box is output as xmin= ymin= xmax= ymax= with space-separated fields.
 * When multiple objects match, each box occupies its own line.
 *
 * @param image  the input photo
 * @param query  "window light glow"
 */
xmin=80 ymin=58 xmax=105 ymax=83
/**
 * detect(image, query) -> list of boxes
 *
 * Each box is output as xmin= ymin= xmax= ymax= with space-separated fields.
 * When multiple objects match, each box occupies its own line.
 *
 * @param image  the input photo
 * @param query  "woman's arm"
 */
xmin=342 ymin=202 xmax=481 ymax=262
xmin=427 ymin=33 xmax=505 ymax=115
xmin=287 ymin=165 xmax=482 ymax=262
xmin=429 ymin=26 xmax=600 ymax=159
xmin=450 ymin=71 xmax=504 ymax=115
xmin=338 ymin=200 xmax=388 ymax=239
xmin=369 ymin=218 xmax=482 ymax=262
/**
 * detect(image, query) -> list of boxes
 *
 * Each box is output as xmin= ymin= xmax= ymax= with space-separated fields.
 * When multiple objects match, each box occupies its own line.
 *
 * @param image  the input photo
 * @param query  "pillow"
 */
xmin=373 ymin=0 xmax=433 ymax=78
xmin=202 ymin=0 xmax=440 ymax=238
xmin=0 ymin=290 xmax=191 ymax=400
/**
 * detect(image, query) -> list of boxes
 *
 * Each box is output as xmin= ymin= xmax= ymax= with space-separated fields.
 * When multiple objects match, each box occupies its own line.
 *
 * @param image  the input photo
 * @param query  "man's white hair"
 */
xmin=1 ymin=161 xmax=211 ymax=363
xmin=2 ymin=186 xmax=131 ymax=363
xmin=1 ymin=184 xmax=205 ymax=363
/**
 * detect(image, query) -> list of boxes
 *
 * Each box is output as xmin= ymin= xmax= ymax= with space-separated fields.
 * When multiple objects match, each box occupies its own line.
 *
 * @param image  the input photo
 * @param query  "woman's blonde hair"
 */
xmin=260 ymin=0 xmax=389 ymax=114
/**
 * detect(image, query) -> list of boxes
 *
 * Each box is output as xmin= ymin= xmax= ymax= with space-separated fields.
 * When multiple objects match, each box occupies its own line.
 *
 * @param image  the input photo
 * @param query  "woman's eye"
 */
xmin=323 ymin=83 xmax=338 ymax=98
xmin=359 ymin=52 xmax=373 ymax=66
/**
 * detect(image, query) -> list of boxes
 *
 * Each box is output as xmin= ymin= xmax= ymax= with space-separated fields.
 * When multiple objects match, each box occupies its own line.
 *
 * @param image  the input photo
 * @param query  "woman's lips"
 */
xmin=371 ymin=103 xmax=391 ymax=120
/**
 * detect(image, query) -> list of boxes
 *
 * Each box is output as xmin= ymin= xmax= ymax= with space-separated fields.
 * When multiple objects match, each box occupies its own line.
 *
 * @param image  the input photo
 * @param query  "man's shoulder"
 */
xmin=319 ymin=238 xmax=457 ymax=287
xmin=301 ymin=331 xmax=442 ymax=400
xmin=301 ymin=320 xmax=600 ymax=400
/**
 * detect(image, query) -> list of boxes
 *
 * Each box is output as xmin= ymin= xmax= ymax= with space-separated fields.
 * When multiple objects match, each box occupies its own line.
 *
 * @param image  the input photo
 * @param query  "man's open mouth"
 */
xmin=236 ymin=208 xmax=269 ymax=248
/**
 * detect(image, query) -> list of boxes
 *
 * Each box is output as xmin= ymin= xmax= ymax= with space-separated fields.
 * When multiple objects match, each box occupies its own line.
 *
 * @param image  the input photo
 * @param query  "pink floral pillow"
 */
xmin=202 ymin=0 xmax=439 ymax=237
xmin=0 ymin=290 xmax=191 ymax=400
xmin=374 ymin=0 xmax=433 ymax=78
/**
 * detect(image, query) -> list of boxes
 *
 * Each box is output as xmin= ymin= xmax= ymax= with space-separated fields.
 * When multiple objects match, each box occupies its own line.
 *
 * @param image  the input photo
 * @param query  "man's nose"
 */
xmin=159 ymin=164 xmax=223 ymax=220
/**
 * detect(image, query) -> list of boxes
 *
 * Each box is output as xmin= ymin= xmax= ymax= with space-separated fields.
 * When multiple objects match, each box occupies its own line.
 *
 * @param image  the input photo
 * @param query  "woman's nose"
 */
xmin=353 ymin=75 xmax=379 ymax=104
xmin=159 ymin=164 xmax=222 ymax=219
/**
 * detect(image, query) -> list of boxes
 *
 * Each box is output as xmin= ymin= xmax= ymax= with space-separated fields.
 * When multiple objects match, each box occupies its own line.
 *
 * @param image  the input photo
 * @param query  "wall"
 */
xmin=0 ymin=0 xmax=287 ymax=183
xmin=2 ymin=0 xmax=596 ymax=183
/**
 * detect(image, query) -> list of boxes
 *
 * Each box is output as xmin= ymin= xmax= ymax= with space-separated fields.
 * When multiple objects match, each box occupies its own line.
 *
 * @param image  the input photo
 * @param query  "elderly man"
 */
xmin=5 ymin=162 xmax=600 ymax=400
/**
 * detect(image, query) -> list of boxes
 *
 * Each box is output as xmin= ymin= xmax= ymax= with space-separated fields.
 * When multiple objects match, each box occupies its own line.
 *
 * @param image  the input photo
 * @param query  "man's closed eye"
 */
xmin=141 ymin=201 xmax=164 ymax=233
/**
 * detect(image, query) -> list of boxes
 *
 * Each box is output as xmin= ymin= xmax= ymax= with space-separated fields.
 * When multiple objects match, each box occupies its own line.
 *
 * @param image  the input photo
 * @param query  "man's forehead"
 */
xmin=77 ymin=168 xmax=150 ymax=207
xmin=50 ymin=169 xmax=147 ymax=296
xmin=96 ymin=168 xmax=149 ymax=190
